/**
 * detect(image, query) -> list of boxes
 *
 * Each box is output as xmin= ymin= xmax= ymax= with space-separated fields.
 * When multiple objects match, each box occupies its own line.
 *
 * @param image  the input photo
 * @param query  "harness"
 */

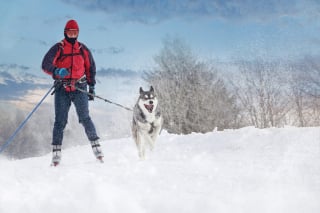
xmin=57 ymin=40 xmax=85 ymax=62
xmin=62 ymin=76 xmax=86 ymax=92
xmin=53 ymin=75 xmax=87 ymax=93
xmin=56 ymin=41 xmax=86 ymax=92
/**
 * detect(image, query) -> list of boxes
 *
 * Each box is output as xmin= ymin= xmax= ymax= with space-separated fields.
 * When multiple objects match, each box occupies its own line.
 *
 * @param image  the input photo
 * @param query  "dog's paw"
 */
xmin=139 ymin=153 xmax=146 ymax=160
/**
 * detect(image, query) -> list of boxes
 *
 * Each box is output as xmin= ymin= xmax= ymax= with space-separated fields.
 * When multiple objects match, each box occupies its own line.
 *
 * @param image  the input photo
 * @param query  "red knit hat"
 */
xmin=64 ymin=19 xmax=79 ymax=31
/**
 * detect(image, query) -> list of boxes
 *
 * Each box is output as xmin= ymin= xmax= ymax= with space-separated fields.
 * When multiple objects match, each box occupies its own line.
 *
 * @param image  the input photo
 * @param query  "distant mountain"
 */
xmin=0 ymin=64 xmax=50 ymax=100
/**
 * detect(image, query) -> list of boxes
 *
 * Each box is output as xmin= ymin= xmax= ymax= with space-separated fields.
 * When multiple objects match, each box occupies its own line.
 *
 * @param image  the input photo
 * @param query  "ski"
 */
xmin=97 ymin=156 xmax=104 ymax=163
xmin=51 ymin=162 xmax=59 ymax=167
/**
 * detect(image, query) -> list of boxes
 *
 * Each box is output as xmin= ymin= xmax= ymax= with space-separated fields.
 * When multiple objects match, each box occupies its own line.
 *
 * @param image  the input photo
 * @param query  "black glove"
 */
xmin=88 ymin=85 xmax=95 ymax=101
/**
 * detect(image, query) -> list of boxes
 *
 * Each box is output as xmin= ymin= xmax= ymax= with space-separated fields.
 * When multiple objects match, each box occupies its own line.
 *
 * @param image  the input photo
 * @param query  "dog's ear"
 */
xmin=139 ymin=87 xmax=143 ymax=94
xmin=150 ymin=86 xmax=154 ymax=92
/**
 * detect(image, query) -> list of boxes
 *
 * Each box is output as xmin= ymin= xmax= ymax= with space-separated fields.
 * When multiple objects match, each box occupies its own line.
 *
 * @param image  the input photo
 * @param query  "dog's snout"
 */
xmin=149 ymin=101 xmax=153 ymax=104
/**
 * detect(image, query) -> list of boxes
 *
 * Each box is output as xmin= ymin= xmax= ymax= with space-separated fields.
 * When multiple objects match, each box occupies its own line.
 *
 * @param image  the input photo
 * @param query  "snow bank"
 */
xmin=0 ymin=126 xmax=319 ymax=213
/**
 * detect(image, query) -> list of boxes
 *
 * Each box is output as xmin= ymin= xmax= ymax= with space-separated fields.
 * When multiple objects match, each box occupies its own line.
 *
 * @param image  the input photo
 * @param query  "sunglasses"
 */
xmin=65 ymin=30 xmax=79 ymax=37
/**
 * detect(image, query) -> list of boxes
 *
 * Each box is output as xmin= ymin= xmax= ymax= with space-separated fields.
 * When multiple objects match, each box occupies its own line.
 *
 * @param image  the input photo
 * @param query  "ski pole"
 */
xmin=75 ymin=86 xmax=133 ymax=111
xmin=0 ymin=84 xmax=56 ymax=154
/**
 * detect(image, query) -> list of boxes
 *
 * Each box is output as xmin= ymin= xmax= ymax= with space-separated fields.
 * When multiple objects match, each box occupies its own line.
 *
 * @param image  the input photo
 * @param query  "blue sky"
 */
xmin=0 ymin=0 xmax=320 ymax=72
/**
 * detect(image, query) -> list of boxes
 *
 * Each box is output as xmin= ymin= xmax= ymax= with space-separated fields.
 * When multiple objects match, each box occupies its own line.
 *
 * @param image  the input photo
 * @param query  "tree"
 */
xmin=0 ymin=103 xmax=53 ymax=159
xmin=297 ymin=55 xmax=320 ymax=98
xmin=289 ymin=55 xmax=320 ymax=126
xmin=230 ymin=58 xmax=291 ymax=128
xmin=144 ymin=37 xmax=239 ymax=134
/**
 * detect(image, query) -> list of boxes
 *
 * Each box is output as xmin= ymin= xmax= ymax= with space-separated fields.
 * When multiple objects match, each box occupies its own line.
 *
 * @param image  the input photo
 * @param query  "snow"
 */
xmin=0 ymin=126 xmax=319 ymax=213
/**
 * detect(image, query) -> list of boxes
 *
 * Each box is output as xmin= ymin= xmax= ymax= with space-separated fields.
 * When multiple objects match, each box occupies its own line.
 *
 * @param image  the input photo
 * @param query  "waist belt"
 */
xmin=61 ymin=76 xmax=86 ymax=92
xmin=62 ymin=76 xmax=86 ymax=85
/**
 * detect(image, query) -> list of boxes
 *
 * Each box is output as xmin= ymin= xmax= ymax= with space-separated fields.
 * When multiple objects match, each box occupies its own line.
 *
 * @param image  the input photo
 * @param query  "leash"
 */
xmin=57 ymin=76 xmax=133 ymax=111
xmin=74 ymin=86 xmax=133 ymax=111
xmin=0 ymin=83 xmax=57 ymax=154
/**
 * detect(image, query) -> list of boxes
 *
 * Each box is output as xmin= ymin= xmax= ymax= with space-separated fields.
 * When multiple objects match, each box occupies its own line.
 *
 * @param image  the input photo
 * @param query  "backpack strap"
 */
xmin=57 ymin=41 xmax=64 ymax=61
xmin=57 ymin=40 xmax=85 ymax=61
xmin=78 ymin=42 xmax=86 ymax=59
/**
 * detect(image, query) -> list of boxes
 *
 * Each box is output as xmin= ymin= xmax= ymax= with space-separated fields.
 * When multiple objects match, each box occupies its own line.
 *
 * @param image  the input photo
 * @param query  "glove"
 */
xmin=88 ymin=85 xmax=95 ymax=101
xmin=53 ymin=68 xmax=69 ymax=79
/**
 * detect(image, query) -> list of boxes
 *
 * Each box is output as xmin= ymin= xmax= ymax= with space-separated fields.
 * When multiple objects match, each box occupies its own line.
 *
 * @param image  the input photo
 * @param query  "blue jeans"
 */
xmin=52 ymin=83 xmax=99 ymax=145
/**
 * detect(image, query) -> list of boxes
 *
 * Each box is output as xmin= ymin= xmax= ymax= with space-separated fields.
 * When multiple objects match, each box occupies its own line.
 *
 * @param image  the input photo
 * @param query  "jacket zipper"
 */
xmin=70 ymin=43 xmax=74 ymax=78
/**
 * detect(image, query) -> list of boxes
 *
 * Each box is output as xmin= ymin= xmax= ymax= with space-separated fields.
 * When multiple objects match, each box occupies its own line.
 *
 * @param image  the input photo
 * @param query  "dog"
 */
xmin=132 ymin=86 xmax=163 ymax=159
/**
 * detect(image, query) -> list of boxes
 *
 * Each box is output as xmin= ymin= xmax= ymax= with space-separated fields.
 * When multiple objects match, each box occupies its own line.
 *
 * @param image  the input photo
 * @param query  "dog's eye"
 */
xmin=150 ymin=94 xmax=154 ymax=98
xmin=144 ymin=95 xmax=148 ymax=99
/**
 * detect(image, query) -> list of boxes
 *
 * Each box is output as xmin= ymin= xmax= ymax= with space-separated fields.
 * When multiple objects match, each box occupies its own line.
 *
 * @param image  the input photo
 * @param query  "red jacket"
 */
xmin=42 ymin=39 xmax=96 ymax=86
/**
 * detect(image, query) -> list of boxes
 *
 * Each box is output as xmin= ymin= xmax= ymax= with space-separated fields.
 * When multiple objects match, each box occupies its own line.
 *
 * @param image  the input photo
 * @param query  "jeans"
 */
xmin=52 ymin=83 xmax=99 ymax=145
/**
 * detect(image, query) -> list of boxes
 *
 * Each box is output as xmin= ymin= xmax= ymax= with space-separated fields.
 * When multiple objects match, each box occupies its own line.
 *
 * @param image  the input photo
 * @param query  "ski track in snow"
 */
xmin=0 ymin=126 xmax=319 ymax=213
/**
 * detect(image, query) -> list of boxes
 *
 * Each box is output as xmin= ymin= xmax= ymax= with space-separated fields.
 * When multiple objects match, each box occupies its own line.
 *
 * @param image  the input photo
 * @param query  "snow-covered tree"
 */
xmin=231 ymin=58 xmax=291 ymax=128
xmin=289 ymin=55 xmax=320 ymax=126
xmin=145 ymin=37 xmax=239 ymax=134
xmin=0 ymin=104 xmax=52 ymax=159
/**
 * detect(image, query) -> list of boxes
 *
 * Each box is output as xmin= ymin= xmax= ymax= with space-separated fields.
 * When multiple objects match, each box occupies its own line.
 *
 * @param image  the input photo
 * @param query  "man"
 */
xmin=42 ymin=19 xmax=103 ymax=166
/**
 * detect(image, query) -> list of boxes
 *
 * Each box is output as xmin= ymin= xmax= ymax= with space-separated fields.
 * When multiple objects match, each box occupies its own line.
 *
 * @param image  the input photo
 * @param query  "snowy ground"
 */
xmin=0 ymin=126 xmax=319 ymax=213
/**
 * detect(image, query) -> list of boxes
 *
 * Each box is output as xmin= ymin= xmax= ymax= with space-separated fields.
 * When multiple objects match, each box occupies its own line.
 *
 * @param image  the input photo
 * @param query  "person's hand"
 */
xmin=54 ymin=68 xmax=69 ymax=79
xmin=88 ymin=85 xmax=95 ymax=101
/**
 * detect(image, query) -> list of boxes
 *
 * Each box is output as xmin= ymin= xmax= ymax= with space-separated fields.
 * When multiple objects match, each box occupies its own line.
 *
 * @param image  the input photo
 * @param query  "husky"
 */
xmin=132 ymin=86 xmax=163 ymax=159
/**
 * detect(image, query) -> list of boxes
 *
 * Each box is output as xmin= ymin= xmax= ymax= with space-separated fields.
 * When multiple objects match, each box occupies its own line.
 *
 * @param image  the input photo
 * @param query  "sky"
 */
xmin=0 ymin=0 xmax=320 ymax=72
xmin=0 ymin=126 xmax=319 ymax=213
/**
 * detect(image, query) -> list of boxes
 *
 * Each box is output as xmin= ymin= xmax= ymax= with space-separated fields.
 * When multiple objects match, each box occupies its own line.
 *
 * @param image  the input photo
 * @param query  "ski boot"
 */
xmin=51 ymin=145 xmax=61 ymax=166
xmin=90 ymin=140 xmax=104 ymax=163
